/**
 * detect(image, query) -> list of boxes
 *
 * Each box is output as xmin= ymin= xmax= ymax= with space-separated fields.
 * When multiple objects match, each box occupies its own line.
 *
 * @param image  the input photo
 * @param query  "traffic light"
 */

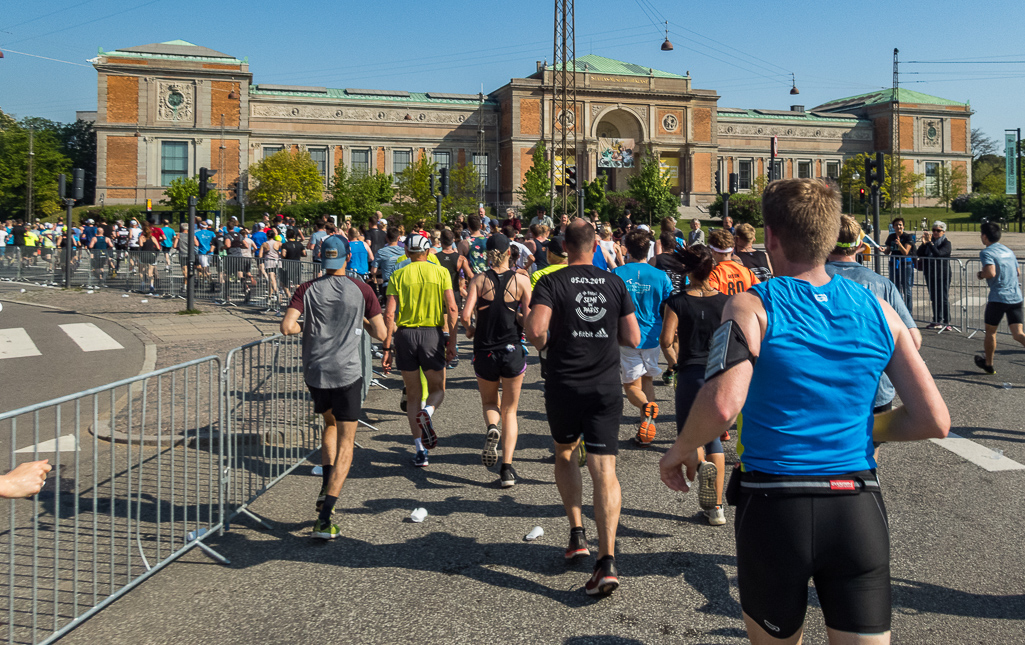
xmin=566 ymin=166 xmax=577 ymax=191
xmin=199 ymin=167 xmax=217 ymax=200
xmin=864 ymin=152 xmax=885 ymax=187
xmin=72 ymin=168 xmax=84 ymax=201
xmin=430 ymin=173 xmax=436 ymax=195
xmin=715 ymin=170 xmax=722 ymax=193
xmin=236 ymin=178 xmax=245 ymax=203
xmin=728 ymin=172 xmax=739 ymax=194
xmin=439 ymin=167 xmax=449 ymax=197
xmin=859 ymin=188 xmax=866 ymax=205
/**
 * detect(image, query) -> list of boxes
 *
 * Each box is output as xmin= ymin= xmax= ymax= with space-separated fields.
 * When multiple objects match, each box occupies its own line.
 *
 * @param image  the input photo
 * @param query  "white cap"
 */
xmin=205 ymin=219 xmax=213 ymax=225
xmin=636 ymin=224 xmax=650 ymax=231
xmin=406 ymin=234 xmax=432 ymax=252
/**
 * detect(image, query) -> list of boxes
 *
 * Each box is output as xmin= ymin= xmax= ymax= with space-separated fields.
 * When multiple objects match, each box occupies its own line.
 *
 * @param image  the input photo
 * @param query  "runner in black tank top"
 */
xmin=460 ymin=234 xmax=532 ymax=488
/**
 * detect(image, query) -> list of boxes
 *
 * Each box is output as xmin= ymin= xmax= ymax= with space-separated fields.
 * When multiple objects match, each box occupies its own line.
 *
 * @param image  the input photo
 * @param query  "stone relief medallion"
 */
xmin=923 ymin=120 xmax=941 ymax=149
xmin=157 ymin=82 xmax=194 ymax=122
xmin=557 ymin=109 xmax=576 ymax=128
xmin=662 ymin=114 xmax=679 ymax=132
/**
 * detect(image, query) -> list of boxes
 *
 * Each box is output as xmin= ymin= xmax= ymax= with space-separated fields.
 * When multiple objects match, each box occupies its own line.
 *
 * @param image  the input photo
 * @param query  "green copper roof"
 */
xmin=717 ymin=108 xmax=870 ymax=124
xmin=101 ymin=40 xmax=244 ymax=64
xmin=250 ymin=86 xmax=496 ymax=105
xmin=551 ymin=54 xmax=687 ymax=79
xmin=814 ymin=88 xmax=967 ymax=112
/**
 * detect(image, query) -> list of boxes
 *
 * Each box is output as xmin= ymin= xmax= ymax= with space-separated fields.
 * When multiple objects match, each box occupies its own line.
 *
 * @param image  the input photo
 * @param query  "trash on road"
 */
xmin=410 ymin=507 xmax=428 ymax=523
xmin=311 ymin=465 xmax=323 ymax=476
xmin=1001 ymin=382 xmax=1012 ymax=389
xmin=122 ymin=294 xmax=130 ymax=298
xmin=525 ymin=526 xmax=544 ymax=541
xmin=186 ymin=527 xmax=208 ymax=541
xmin=86 ymin=290 xmax=94 ymax=294
xmin=140 ymin=299 xmax=148 ymax=303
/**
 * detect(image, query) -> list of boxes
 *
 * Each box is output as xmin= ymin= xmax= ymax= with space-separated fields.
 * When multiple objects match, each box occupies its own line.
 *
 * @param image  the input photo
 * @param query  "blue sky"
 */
xmin=1 ymin=0 xmax=1023 ymax=144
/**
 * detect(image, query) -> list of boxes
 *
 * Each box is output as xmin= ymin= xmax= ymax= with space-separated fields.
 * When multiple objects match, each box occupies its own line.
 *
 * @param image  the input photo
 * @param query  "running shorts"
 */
xmin=619 ymin=346 xmax=662 ymax=382
xmin=984 ymin=300 xmax=1024 ymax=327
xmin=735 ymin=472 xmax=890 ymax=639
xmin=307 ymin=378 xmax=363 ymax=421
xmin=473 ymin=346 xmax=527 ymax=382
xmin=394 ymin=327 xmax=447 ymax=372
xmin=544 ymin=382 xmax=622 ymax=456
xmin=198 ymin=255 xmax=211 ymax=268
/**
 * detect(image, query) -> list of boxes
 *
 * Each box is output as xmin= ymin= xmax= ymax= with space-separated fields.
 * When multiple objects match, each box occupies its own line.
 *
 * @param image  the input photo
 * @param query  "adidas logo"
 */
xmin=595 ymin=329 xmax=608 ymax=339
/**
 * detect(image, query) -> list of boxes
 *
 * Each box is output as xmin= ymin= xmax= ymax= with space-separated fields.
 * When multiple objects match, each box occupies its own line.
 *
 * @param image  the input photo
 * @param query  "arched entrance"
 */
xmin=593 ymin=108 xmax=645 ymax=192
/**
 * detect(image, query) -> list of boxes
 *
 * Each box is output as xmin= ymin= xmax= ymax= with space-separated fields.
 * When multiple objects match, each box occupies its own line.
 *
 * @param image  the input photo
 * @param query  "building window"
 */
xmin=263 ymin=145 xmax=284 ymax=159
xmin=309 ymin=147 xmax=328 ymax=183
xmin=797 ymin=161 xmax=812 ymax=179
xmin=825 ymin=161 xmax=840 ymax=179
xmin=472 ymin=153 xmax=488 ymax=187
xmin=160 ymin=141 xmax=189 ymax=186
xmin=433 ymin=150 xmax=451 ymax=171
xmin=351 ymin=149 xmax=370 ymax=176
xmin=738 ymin=160 xmax=752 ymax=190
xmin=925 ymin=162 xmax=940 ymax=197
xmin=393 ymin=149 xmax=412 ymax=175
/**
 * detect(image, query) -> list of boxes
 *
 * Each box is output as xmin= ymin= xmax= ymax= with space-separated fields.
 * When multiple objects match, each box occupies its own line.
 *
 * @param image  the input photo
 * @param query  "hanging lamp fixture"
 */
xmin=789 ymin=72 xmax=800 ymax=95
xmin=660 ymin=21 xmax=673 ymax=51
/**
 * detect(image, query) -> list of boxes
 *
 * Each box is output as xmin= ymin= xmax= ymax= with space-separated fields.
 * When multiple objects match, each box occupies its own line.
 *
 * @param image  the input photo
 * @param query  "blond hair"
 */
xmin=708 ymin=229 xmax=735 ymax=251
xmin=832 ymin=215 xmax=863 ymax=257
xmin=735 ymin=223 xmax=757 ymax=246
xmin=762 ymin=179 xmax=841 ymax=264
xmin=487 ymin=248 xmax=510 ymax=268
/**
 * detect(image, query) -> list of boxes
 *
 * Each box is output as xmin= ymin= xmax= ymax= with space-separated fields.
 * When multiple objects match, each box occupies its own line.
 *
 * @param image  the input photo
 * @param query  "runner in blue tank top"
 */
xmin=659 ymin=179 xmax=950 ymax=645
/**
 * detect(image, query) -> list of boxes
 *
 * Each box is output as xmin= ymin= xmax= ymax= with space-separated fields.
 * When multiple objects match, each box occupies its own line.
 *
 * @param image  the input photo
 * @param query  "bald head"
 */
xmin=564 ymin=219 xmax=596 ymax=260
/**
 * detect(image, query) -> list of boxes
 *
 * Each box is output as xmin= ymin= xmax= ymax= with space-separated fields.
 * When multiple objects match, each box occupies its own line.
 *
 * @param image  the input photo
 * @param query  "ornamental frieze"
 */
xmin=717 ymin=123 xmax=871 ymax=141
xmin=250 ymin=103 xmax=497 ymax=125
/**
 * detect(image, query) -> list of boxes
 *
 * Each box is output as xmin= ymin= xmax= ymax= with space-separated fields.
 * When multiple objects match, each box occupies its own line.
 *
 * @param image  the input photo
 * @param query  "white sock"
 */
xmin=423 ymin=405 xmax=435 ymax=417
xmin=414 ymin=438 xmax=423 ymax=451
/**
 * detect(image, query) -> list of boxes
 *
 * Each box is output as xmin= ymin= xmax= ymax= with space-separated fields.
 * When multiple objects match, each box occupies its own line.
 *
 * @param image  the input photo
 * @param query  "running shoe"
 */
xmin=400 ymin=388 xmax=408 ymax=412
xmin=584 ymin=556 xmax=619 ymax=596
xmin=704 ymin=505 xmax=726 ymax=526
xmin=499 ymin=463 xmax=517 ymax=488
xmin=975 ymin=355 xmax=996 ymax=375
xmin=312 ymin=519 xmax=340 ymax=540
xmin=635 ymin=402 xmax=658 ymax=446
xmin=926 ymin=322 xmax=939 ymax=330
xmin=416 ymin=409 xmax=437 ymax=449
xmin=412 ymin=449 xmax=429 ymax=467
xmin=577 ymin=442 xmax=587 ymax=467
xmin=720 ymin=430 xmax=731 ymax=442
xmin=447 ymin=357 xmax=459 ymax=369
xmin=482 ymin=425 xmax=500 ymax=468
xmin=565 ymin=527 xmax=589 ymax=561
xmin=697 ymin=461 xmax=718 ymax=511
xmin=315 ymin=485 xmax=327 ymax=513
xmin=662 ymin=366 xmax=674 ymax=386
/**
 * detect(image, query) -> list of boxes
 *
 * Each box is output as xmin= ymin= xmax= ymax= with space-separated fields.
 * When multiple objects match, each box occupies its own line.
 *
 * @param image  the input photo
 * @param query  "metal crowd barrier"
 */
xmin=0 ymin=248 xmax=321 ymax=313
xmin=0 ymin=357 xmax=224 ymax=645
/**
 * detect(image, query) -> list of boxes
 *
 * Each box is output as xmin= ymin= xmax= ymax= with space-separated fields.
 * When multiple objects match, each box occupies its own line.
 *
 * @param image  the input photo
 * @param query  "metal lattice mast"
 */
xmin=549 ymin=0 xmax=577 ymax=215
xmin=476 ymin=90 xmax=486 ymax=204
xmin=892 ymin=48 xmax=901 ymax=215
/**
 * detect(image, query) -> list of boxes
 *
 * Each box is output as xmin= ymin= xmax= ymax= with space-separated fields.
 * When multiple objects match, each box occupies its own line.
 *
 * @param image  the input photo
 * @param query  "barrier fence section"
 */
xmin=0 ymin=357 xmax=224 ymax=645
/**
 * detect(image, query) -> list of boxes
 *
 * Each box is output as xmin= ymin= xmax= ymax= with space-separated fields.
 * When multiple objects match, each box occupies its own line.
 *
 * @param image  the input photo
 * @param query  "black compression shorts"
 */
xmin=735 ymin=472 xmax=890 ymax=638
xmin=307 ymin=378 xmax=363 ymax=421
xmin=984 ymin=300 xmax=1024 ymax=327
xmin=544 ymin=383 xmax=622 ymax=456
xmin=473 ymin=346 xmax=527 ymax=382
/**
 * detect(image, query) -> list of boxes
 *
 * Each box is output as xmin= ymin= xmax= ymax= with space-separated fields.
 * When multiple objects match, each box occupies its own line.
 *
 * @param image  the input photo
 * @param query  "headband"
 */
xmin=709 ymin=245 xmax=733 ymax=254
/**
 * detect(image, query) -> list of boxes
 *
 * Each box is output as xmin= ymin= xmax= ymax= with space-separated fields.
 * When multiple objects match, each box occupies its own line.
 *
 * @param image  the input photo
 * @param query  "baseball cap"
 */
xmin=636 ymin=224 xmax=650 ymax=231
xmin=486 ymin=233 xmax=510 ymax=253
xmin=205 ymin=219 xmax=213 ymax=226
xmin=321 ymin=235 xmax=351 ymax=270
xmin=406 ymin=233 xmax=432 ymax=252
xmin=548 ymin=236 xmax=568 ymax=257
xmin=86 ymin=218 xmax=94 ymax=224
xmin=378 ymin=218 xmax=388 ymax=227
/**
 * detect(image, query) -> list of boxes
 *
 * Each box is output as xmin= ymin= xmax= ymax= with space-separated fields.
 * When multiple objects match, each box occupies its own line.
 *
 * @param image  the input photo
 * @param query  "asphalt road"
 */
xmin=52 ymin=326 xmax=1025 ymax=645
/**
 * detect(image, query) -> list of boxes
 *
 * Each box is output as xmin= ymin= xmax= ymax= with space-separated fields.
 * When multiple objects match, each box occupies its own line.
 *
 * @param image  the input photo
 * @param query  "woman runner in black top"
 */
xmin=733 ymin=223 xmax=773 ymax=282
xmin=659 ymin=244 xmax=729 ymax=526
xmin=460 ymin=234 xmax=532 ymax=488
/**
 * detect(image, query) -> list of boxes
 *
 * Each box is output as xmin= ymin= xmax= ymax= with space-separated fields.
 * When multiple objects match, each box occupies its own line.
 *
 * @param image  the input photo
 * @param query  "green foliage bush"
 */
xmin=708 ymin=193 xmax=763 ymax=226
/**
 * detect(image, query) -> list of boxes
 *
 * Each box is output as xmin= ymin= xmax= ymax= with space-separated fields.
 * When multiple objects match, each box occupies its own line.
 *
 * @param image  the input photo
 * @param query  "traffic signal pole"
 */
xmin=186 ymin=196 xmax=197 ymax=311
xmin=872 ymin=186 xmax=882 ymax=275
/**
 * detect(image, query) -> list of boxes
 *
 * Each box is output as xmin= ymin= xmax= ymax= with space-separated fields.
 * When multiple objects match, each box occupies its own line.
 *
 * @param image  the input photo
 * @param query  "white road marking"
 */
xmin=0 ymin=328 xmax=42 ymax=359
xmin=929 ymin=432 xmax=1025 ymax=472
xmin=15 ymin=434 xmax=78 ymax=454
xmin=58 ymin=323 xmax=123 ymax=352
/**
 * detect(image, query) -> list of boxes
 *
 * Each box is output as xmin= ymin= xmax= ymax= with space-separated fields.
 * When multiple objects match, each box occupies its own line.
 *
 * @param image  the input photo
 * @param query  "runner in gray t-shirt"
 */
xmin=281 ymin=235 xmax=386 ymax=540
xmin=975 ymin=222 xmax=1025 ymax=374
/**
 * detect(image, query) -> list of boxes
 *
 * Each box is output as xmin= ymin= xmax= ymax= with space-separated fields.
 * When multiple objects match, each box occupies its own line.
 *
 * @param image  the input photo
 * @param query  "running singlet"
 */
xmin=195 ymin=229 xmax=215 ymax=255
xmin=473 ymin=270 xmax=522 ymax=352
xmin=734 ymin=250 xmax=773 ymax=282
xmin=468 ymin=236 xmax=487 ymax=273
xmin=531 ymin=264 xmax=635 ymax=387
xmin=666 ymin=291 xmax=729 ymax=367
xmin=530 ymin=262 xmax=566 ymax=288
xmin=348 ymin=240 xmax=369 ymax=274
xmin=436 ymin=250 xmax=460 ymax=288
xmin=708 ymin=259 xmax=759 ymax=295
xmin=739 ymin=275 xmax=893 ymax=475
xmin=532 ymin=240 xmax=550 ymax=270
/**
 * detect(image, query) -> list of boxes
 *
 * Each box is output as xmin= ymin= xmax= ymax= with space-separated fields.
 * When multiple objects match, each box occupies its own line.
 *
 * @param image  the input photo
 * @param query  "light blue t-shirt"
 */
xmin=195 ymin=229 xmax=215 ymax=255
xmin=613 ymin=261 xmax=673 ymax=349
xmin=980 ymin=243 xmax=1022 ymax=304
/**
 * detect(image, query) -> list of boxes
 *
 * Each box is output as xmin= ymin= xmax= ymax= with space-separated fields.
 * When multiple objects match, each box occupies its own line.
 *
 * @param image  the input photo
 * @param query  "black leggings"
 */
xmin=675 ymin=364 xmax=723 ymax=455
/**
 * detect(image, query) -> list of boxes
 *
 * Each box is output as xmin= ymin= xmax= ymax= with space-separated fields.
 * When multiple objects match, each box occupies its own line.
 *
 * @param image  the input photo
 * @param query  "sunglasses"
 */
xmin=932 ymin=229 xmax=943 ymax=232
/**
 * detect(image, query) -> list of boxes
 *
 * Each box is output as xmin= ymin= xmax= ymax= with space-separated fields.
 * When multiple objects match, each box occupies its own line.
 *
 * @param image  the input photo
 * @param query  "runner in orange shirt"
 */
xmin=707 ymin=229 xmax=760 ymax=295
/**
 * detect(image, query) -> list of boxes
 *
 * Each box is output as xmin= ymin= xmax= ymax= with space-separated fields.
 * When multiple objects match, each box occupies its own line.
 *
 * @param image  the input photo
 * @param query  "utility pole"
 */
xmin=475 ymin=90 xmax=487 ymax=206
xmin=219 ymin=114 xmax=226 ymax=229
xmin=892 ymin=48 xmax=902 ymax=217
xmin=1018 ymin=128 xmax=1023 ymax=233
xmin=549 ymin=0 xmax=577 ymax=217
xmin=26 ymin=126 xmax=34 ymax=223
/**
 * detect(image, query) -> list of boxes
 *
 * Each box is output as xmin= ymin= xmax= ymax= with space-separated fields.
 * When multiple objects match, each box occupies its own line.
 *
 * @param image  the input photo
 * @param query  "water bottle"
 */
xmin=186 ymin=527 xmax=207 ymax=542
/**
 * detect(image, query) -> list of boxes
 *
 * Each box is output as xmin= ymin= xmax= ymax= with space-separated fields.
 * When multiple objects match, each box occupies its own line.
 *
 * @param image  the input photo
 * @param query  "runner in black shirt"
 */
xmin=525 ymin=220 xmax=640 ymax=597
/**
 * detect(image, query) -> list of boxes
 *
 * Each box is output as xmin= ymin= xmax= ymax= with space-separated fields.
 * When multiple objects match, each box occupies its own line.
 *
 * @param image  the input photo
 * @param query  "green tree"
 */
xmin=160 ymin=175 xmax=221 ymax=211
xmin=57 ymin=119 xmax=97 ymax=205
xmin=330 ymin=163 xmax=394 ymax=226
xmin=627 ymin=146 xmax=677 ymax=225
xmin=934 ymin=164 xmax=969 ymax=211
xmin=0 ymin=120 xmax=70 ymax=218
xmin=583 ymin=174 xmax=608 ymax=218
xmin=445 ymin=162 xmax=481 ymax=218
xmin=519 ymin=141 xmax=551 ymax=215
xmin=248 ymin=149 xmax=324 ymax=212
xmin=839 ymin=153 xmax=923 ymax=210
xmin=393 ymin=154 xmax=437 ymax=226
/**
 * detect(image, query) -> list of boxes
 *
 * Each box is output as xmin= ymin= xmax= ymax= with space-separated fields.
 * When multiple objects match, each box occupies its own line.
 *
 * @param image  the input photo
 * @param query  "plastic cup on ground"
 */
xmin=311 ymin=465 xmax=323 ymax=476
xmin=410 ymin=507 xmax=428 ymax=523
xmin=525 ymin=526 xmax=544 ymax=541
xmin=1002 ymin=382 xmax=1012 ymax=390
xmin=186 ymin=527 xmax=207 ymax=541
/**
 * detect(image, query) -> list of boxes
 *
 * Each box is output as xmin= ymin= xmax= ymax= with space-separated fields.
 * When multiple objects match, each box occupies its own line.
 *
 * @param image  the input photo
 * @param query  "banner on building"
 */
xmin=553 ymin=154 xmax=576 ymax=185
xmin=598 ymin=138 xmax=635 ymax=168
xmin=659 ymin=155 xmax=679 ymax=188
xmin=1007 ymin=132 xmax=1019 ymax=196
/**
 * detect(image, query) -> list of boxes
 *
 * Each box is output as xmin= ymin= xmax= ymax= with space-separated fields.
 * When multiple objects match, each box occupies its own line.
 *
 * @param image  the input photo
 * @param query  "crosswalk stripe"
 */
xmin=15 ymin=434 xmax=78 ymax=454
xmin=930 ymin=432 xmax=1025 ymax=472
xmin=0 ymin=328 xmax=42 ymax=360
xmin=58 ymin=323 xmax=124 ymax=352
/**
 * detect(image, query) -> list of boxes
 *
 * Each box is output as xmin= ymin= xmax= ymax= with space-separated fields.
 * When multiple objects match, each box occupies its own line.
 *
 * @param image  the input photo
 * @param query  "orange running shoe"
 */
xmin=636 ymin=402 xmax=659 ymax=445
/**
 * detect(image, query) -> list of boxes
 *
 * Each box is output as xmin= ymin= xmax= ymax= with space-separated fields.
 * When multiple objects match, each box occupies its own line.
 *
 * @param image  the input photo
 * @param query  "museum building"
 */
xmin=91 ymin=40 xmax=973 ymax=209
